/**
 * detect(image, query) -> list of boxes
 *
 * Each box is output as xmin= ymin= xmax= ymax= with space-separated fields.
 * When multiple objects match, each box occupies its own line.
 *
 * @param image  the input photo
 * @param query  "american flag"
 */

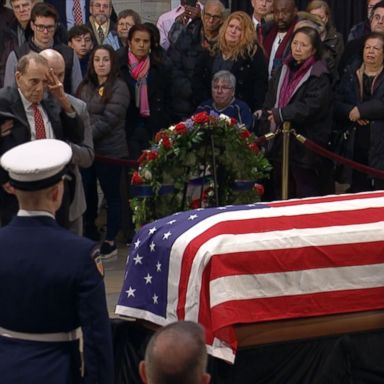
xmin=116 ymin=191 xmax=384 ymax=363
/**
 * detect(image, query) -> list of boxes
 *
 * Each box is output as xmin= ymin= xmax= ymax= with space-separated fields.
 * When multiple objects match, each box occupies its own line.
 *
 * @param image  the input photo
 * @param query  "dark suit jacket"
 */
xmin=0 ymin=87 xmax=84 ymax=224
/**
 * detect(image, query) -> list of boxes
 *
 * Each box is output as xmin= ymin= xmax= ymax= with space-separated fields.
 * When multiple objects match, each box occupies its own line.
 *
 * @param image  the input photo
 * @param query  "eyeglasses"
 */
xmin=204 ymin=12 xmax=222 ymax=21
xmin=373 ymin=14 xmax=384 ymax=23
xmin=212 ymin=86 xmax=233 ymax=91
xmin=33 ymin=23 xmax=56 ymax=32
xmin=118 ymin=22 xmax=134 ymax=28
xmin=92 ymin=3 xmax=111 ymax=9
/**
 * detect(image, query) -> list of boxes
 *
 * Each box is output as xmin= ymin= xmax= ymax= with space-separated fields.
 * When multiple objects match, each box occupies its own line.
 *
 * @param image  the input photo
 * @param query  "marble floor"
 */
xmin=103 ymin=243 xmax=129 ymax=317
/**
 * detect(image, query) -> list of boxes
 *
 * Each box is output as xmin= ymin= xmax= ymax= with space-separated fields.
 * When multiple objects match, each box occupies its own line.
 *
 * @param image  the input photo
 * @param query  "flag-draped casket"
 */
xmin=116 ymin=191 xmax=384 ymax=363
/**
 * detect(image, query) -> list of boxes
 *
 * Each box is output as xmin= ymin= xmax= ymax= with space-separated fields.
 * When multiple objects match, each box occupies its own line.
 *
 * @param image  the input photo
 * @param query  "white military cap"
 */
xmin=1 ymin=139 xmax=72 ymax=191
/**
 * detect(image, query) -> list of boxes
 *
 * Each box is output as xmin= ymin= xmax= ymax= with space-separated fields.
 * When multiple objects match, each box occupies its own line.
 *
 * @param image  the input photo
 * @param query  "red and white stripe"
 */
xmin=166 ymin=191 xmax=384 ymax=361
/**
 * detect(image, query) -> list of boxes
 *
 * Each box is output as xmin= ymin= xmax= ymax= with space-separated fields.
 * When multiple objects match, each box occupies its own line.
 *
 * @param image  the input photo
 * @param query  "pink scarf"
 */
xmin=128 ymin=51 xmax=150 ymax=117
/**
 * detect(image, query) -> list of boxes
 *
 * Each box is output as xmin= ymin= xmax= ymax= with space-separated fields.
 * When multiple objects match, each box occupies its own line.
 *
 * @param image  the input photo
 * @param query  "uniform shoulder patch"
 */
xmin=91 ymin=247 xmax=104 ymax=277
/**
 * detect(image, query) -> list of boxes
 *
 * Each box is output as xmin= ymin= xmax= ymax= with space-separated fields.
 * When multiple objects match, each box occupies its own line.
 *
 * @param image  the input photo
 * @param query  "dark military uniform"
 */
xmin=0 ymin=213 xmax=113 ymax=384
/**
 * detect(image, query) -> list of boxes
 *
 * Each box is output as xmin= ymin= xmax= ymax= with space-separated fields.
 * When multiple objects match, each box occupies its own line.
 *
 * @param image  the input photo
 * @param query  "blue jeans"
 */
xmin=82 ymin=161 xmax=122 ymax=242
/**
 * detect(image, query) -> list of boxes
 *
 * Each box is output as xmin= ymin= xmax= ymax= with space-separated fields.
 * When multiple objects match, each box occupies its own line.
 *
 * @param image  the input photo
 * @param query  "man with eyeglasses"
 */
xmin=4 ymin=2 xmax=82 ymax=95
xmin=196 ymin=70 xmax=253 ymax=130
xmin=167 ymin=0 xmax=226 ymax=121
xmin=339 ymin=0 xmax=384 ymax=76
xmin=347 ymin=0 xmax=381 ymax=42
xmin=87 ymin=0 xmax=120 ymax=50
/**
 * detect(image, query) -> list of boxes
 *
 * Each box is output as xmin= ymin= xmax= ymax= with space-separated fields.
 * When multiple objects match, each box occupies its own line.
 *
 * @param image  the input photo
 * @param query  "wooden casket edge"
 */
xmin=235 ymin=310 xmax=384 ymax=348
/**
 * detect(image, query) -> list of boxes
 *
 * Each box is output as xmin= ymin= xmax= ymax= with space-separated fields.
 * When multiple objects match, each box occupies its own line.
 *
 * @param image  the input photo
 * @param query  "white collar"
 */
xmin=18 ymin=209 xmax=55 ymax=219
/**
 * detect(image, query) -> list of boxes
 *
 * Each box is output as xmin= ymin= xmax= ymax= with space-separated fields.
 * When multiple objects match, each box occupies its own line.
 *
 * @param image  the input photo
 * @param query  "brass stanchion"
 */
xmin=281 ymin=122 xmax=291 ymax=200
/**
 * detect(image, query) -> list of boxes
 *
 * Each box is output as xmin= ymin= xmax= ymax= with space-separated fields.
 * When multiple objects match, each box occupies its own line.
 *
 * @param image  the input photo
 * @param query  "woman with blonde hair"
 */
xmin=194 ymin=11 xmax=268 ymax=111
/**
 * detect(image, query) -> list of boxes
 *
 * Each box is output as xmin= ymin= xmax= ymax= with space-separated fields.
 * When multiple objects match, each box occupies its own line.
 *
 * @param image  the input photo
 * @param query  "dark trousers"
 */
xmin=82 ymin=161 xmax=122 ymax=241
xmin=273 ymin=163 xmax=325 ymax=200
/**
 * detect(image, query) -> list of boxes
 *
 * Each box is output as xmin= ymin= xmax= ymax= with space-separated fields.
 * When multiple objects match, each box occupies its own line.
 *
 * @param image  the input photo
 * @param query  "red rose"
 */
xmin=253 ymin=183 xmax=264 ymax=196
xmin=147 ymin=151 xmax=158 ymax=161
xmin=248 ymin=143 xmax=260 ymax=154
xmin=161 ymin=136 xmax=172 ymax=150
xmin=131 ymin=171 xmax=143 ymax=185
xmin=155 ymin=130 xmax=168 ymax=143
xmin=240 ymin=129 xmax=251 ymax=139
xmin=192 ymin=111 xmax=210 ymax=124
xmin=230 ymin=117 xmax=237 ymax=125
xmin=175 ymin=122 xmax=187 ymax=135
xmin=137 ymin=152 xmax=147 ymax=164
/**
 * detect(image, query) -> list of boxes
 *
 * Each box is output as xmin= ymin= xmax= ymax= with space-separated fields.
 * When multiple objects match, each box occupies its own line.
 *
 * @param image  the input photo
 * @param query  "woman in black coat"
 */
xmin=118 ymin=24 xmax=172 ymax=160
xmin=334 ymin=32 xmax=384 ymax=192
xmin=259 ymin=26 xmax=333 ymax=199
xmin=194 ymin=11 xmax=268 ymax=112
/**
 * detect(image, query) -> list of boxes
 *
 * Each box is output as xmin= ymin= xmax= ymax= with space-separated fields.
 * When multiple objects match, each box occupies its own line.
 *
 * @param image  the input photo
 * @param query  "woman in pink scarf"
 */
xmin=118 ymin=24 xmax=172 ymax=160
xmin=259 ymin=26 xmax=333 ymax=199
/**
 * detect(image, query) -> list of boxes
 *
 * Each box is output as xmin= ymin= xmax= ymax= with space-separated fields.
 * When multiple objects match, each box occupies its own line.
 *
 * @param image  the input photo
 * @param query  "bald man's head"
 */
xmin=139 ymin=321 xmax=210 ymax=384
xmin=39 ymin=49 xmax=65 ymax=83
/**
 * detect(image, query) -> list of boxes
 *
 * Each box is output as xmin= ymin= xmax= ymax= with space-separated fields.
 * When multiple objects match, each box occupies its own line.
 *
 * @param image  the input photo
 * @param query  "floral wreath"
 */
xmin=130 ymin=111 xmax=272 ymax=228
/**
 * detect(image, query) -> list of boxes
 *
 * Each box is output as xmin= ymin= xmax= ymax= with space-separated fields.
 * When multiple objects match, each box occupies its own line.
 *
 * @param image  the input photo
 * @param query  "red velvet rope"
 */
xmin=293 ymin=133 xmax=384 ymax=180
xmin=95 ymin=155 xmax=138 ymax=168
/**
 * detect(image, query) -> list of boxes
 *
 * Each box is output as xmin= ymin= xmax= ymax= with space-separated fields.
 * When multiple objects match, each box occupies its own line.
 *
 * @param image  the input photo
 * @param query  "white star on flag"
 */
xmin=167 ymin=220 xmax=176 ymax=225
xmin=148 ymin=227 xmax=157 ymax=235
xmin=149 ymin=241 xmax=156 ymax=252
xmin=126 ymin=286 xmax=136 ymax=298
xmin=133 ymin=254 xmax=143 ymax=265
xmin=134 ymin=239 xmax=141 ymax=248
xmin=152 ymin=294 xmax=159 ymax=304
xmin=163 ymin=231 xmax=171 ymax=240
xmin=156 ymin=261 xmax=161 ymax=272
xmin=144 ymin=273 xmax=153 ymax=284
xmin=188 ymin=214 xmax=198 ymax=220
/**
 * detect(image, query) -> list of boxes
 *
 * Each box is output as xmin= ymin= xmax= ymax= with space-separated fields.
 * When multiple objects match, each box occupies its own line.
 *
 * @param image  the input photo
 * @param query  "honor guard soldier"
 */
xmin=0 ymin=139 xmax=113 ymax=384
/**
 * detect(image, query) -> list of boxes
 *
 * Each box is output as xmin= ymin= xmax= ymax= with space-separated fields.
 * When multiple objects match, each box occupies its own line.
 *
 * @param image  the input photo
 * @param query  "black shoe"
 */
xmin=100 ymin=242 xmax=118 ymax=260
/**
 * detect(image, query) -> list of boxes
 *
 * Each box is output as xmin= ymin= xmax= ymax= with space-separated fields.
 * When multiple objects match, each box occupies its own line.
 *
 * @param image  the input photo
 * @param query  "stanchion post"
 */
xmin=281 ymin=122 xmax=291 ymax=200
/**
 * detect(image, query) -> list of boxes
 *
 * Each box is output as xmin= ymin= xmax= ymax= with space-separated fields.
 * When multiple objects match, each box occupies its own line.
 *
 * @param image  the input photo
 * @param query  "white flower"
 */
xmin=168 ymin=125 xmax=176 ymax=131
xmin=144 ymin=170 xmax=152 ymax=181
xmin=219 ymin=114 xmax=231 ymax=123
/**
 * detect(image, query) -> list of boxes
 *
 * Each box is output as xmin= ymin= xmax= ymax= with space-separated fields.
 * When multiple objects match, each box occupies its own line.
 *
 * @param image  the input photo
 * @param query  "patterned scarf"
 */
xmin=128 ymin=51 xmax=150 ymax=117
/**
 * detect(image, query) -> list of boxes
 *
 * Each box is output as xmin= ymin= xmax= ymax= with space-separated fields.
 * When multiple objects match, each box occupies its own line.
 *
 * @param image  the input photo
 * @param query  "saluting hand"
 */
xmin=46 ymin=68 xmax=74 ymax=114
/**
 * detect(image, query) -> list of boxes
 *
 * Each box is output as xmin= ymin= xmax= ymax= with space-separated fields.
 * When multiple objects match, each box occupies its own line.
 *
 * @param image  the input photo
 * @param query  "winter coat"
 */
xmin=78 ymin=78 xmax=130 ymax=159
xmin=117 ymin=47 xmax=172 ymax=159
xmin=167 ymin=19 xmax=213 ymax=120
xmin=334 ymin=63 xmax=384 ymax=171
xmin=193 ymin=46 xmax=268 ymax=111
xmin=263 ymin=59 xmax=332 ymax=170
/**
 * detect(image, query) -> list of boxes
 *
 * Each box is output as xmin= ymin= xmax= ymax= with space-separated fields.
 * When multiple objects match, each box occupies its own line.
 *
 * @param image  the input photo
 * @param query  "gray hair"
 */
xmin=212 ymin=70 xmax=236 ymax=89
xmin=16 ymin=52 xmax=48 ymax=74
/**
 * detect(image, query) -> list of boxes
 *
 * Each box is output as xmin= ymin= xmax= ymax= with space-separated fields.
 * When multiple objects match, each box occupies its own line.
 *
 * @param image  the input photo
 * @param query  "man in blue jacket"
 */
xmin=0 ymin=139 xmax=114 ymax=384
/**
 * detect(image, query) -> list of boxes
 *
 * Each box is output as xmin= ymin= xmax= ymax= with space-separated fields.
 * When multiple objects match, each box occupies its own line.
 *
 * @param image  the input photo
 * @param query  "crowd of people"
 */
xmin=0 ymin=0 xmax=383 ymax=383
xmin=0 ymin=0 xmax=383 ymax=252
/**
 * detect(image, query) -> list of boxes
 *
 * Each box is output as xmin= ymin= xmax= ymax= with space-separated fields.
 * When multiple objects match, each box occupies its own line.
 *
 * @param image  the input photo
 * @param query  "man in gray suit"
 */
xmin=40 ymin=49 xmax=94 ymax=235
